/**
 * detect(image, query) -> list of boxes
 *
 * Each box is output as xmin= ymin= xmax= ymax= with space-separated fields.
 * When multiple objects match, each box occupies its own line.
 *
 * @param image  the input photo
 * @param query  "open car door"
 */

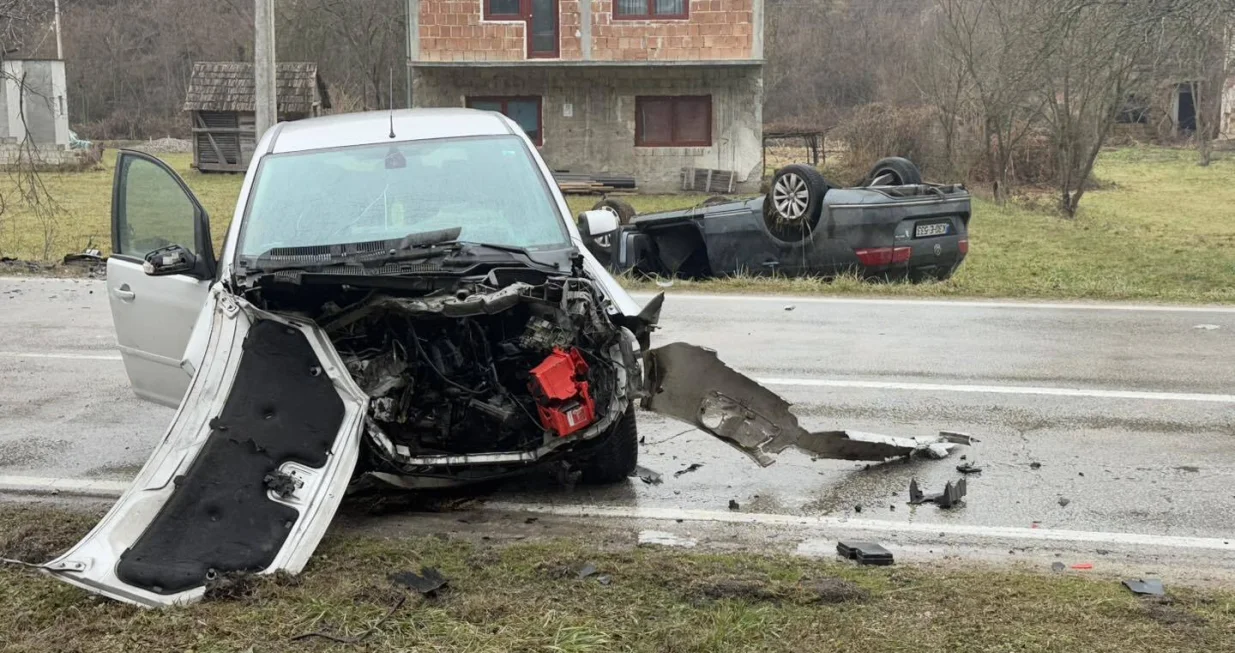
xmin=107 ymin=151 xmax=215 ymax=407
xmin=45 ymin=287 xmax=369 ymax=607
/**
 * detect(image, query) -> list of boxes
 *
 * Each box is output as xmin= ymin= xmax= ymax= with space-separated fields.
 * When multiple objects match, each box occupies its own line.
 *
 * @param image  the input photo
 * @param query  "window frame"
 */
xmin=484 ymin=0 xmax=523 ymax=20
xmin=634 ymin=95 xmax=712 ymax=147
xmin=466 ymin=96 xmax=544 ymax=146
xmin=612 ymin=0 xmax=689 ymax=20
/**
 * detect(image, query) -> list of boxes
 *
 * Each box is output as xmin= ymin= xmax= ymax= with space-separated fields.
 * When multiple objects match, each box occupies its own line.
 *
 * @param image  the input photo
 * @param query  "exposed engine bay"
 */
xmin=246 ymin=271 xmax=640 ymax=486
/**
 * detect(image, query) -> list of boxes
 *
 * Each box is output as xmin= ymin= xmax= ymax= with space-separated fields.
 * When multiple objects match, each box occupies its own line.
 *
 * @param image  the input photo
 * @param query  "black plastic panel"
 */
xmin=115 ymin=319 xmax=345 ymax=594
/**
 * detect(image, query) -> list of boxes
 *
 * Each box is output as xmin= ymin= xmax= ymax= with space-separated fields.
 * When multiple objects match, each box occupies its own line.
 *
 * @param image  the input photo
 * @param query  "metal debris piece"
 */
xmin=597 ymin=575 xmax=612 ymax=585
xmin=637 ymin=530 xmax=697 ymax=548
xmin=388 ymin=567 xmax=448 ymax=595
xmin=956 ymin=462 xmax=983 ymax=474
xmin=263 ymin=470 xmax=301 ymax=499
xmin=728 ymin=499 xmax=740 ymax=510
xmin=577 ymin=563 xmax=598 ymax=580
xmin=784 ymin=305 xmax=796 ymax=311
xmin=642 ymin=344 xmax=971 ymax=467
xmin=631 ymin=465 xmax=662 ymax=485
xmin=908 ymin=478 xmax=967 ymax=509
xmin=939 ymin=431 xmax=979 ymax=445
xmin=1029 ymin=462 xmax=1042 ymax=470
xmin=836 ymin=541 xmax=895 ymax=566
xmin=1051 ymin=562 xmax=1066 ymax=573
xmin=674 ymin=463 xmax=704 ymax=477
xmin=1058 ymin=497 xmax=1071 ymax=508
xmin=1123 ymin=578 xmax=1166 ymax=597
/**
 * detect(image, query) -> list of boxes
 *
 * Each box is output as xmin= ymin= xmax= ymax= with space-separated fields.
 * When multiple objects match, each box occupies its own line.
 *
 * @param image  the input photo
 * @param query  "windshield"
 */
xmin=236 ymin=135 xmax=570 ymax=257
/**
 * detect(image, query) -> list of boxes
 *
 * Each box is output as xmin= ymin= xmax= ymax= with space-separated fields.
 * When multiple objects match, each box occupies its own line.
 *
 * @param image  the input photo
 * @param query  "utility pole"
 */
xmin=53 ymin=0 xmax=63 ymax=59
xmin=254 ymin=0 xmax=277 ymax=140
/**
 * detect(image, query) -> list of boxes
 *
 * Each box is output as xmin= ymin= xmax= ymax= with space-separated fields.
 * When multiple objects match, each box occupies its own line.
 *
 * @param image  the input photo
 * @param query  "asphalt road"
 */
xmin=2 ymin=277 xmax=1234 ymax=557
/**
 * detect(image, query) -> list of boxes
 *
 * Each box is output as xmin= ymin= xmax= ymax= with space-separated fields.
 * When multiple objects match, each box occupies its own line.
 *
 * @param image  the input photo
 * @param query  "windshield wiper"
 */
xmin=246 ymin=227 xmax=466 ymax=274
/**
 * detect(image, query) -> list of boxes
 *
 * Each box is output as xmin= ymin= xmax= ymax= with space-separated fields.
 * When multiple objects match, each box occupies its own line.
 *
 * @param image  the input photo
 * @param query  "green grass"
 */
xmin=2 ymin=505 xmax=1234 ymax=652
xmin=3 ymin=146 xmax=1234 ymax=303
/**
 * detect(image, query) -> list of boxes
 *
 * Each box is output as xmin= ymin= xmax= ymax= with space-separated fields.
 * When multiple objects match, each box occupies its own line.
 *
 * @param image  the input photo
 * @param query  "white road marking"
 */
xmin=631 ymin=291 xmax=1235 ymax=314
xmin=3 ymin=475 xmax=1231 ymax=552
xmin=0 ymin=351 xmax=122 ymax=361
xmin=755 ymin=378 xmax=1235 ymax=404
xmin=489 ymin=502 xmax=1235 ymax=552
xmin=2 ymin=350 xmax=1228 ymax=403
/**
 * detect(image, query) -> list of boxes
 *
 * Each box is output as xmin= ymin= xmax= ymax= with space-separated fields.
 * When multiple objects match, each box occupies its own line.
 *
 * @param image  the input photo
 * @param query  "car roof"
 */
xmin=269 ymin=108 xmax=518 ymax=154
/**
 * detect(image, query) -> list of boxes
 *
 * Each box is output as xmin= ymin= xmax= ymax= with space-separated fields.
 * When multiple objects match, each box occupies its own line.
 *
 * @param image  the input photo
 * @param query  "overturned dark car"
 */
xmin=583 ymin=158 xmax=971 ymax=282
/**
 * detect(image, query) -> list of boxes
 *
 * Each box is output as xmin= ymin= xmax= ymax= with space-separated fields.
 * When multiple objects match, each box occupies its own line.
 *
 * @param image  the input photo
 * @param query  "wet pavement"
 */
xmin=2 ymin=278 xmax=1234 ymax=546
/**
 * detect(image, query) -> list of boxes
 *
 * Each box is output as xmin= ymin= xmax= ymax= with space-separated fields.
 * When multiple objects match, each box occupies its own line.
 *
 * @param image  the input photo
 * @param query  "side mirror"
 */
xmin=143 ymin=244 xmax=197 ymax=276
xmin=578 ymin=209 xmax=619 ymax=240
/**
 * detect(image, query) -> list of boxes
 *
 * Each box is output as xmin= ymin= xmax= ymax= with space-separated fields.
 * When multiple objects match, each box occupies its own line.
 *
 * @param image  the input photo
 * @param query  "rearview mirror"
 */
xmin=578 ymin=209 xmax=619 ymax=240
xmin=143 ymin=244 xmax=197 ymax=276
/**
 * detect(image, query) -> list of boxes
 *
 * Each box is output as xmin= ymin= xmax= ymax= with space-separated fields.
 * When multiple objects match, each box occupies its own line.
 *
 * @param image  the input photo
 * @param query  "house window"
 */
xmin=467 ymin=96 xmax=543 ymax=145
xmin=614 ymin=0 xmax=687 ymax=19
xmin=485 ymin=0 xmax=521 ymax=19
xmin=635 ymin=96 xmax=711 ymax=146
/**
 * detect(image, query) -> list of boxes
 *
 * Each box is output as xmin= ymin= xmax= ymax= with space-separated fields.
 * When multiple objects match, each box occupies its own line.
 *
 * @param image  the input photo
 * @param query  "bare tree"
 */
xmin=1160 ymin=0 xmax=1235 ymax=166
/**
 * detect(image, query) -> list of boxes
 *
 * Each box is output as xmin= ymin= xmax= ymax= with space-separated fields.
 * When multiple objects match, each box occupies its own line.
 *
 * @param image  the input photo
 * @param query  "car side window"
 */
xmin=117 ymin=157 xmax=198 ymax=258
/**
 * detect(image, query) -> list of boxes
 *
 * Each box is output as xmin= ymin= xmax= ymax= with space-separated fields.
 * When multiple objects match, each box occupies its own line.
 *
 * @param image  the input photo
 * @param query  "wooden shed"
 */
xmin=183 ymin=61 xmax=330 ymax=172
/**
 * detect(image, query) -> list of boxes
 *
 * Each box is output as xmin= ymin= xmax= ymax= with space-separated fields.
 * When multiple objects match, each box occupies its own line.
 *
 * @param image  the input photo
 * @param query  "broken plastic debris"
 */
xmin=1070 ymin=563 xmax=1093 ymax=571
xmin=631 ymin=465 xmax=662 ymax=485
xmin=939 ymin=431 xmax=979 ymax=445
xmin=836 ymin=541 xmax=894 ymax=566
xmin=783 ymin=305 xmax=796 ymax=311
xmin=1051 ymin=562 xmax=1065 ymax=573
xmin=642 ymin=344 xmax=972 ymax=467
xmin=956 ymin=462 xmax=983 ymax=474
xmin=577 ymin=563 xmax=598 ymax=580
xmin=1058 ymin=497 xmax=1071 ymax=508
xmin=674 ymin=463 xmax=704 ymax=477
xmin=388 ymin=567 xmax=448 ymax=595
xmin=1123 ymin=578 xmax=1165 ymax=597
xmin=908 ymin=478 xmax=967 ymax=509
xmin=728 ymin=499 xmax=740 ymax=510
xmin=1194 ymin=324 xmax=1221 ymax=331
xmin=637 ymin=530 xmax=697 ymax=548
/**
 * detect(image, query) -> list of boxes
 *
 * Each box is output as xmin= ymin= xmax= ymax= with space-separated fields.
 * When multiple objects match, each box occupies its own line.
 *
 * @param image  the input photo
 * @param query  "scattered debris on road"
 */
xmin=1029 ymin=462 xmax=1043 ymax=470
xmin=643 ymin=344 xmax=974 ymax=466
xmin=728 ymin=499 xmax=740 ymax=510
xmin=1123 ymin=578 xmax=1166 ymax=597
xmin=1051 ymin=562 xmax=1065 ymax=573
xmin=909 ymin=478 xmax=967 ymax=509
xmin=388 ymin=567 xmax=448 ymax=595
xmin=956 ymin=462 xmax=983 ymax=474
xmin=836 ymin=541 xmax=895 ymax=566
xmin=783 ymin=305 xmax=796 ymax=311
xmin=632 ymin=465 xmax=663 ymax=485
xmin=1058 ymin=497 xmax=1071 ymax=508
xmin=674 ymin=463 xmax=704 ymax=477
xmin=1193 ymin=324 xmax=1221 ymax=331
xmin=638 ymin=530 xmax=698 ymax=549
xmin=1070 ymin=563 xmax=1093 ymax=571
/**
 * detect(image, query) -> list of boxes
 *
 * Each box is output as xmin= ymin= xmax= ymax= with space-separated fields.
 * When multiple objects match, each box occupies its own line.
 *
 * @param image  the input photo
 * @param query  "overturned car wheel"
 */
xmin=764 ymin=164 xmax=830 ymax=243
xmin=865 ymin=157 xmax=923 ymax=186
xmin=576 ymin=405 xmax=638 ymax=485
xmin=592 ymin=198 xmax=637 ymax=225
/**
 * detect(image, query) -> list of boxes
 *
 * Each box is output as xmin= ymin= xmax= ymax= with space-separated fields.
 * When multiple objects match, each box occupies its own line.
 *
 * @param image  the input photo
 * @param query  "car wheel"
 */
xmin=577 ymin=405 xmax=638 ymax=485
xmin=866 ymin=157 xmax=923 ymax=186
xmin=592 ymin=198 xmax=637 ymax=225
xmin=764 ymin=164 xmax=830 ymax=243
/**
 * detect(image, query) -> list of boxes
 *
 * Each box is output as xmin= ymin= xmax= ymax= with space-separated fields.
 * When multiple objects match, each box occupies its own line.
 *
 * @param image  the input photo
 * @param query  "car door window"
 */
xmin=116 ymin=156 xmax=199 ymax=258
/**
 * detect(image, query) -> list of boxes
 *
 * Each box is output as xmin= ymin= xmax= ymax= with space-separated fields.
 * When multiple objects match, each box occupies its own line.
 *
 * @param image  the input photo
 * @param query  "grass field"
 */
xmin=3 ymin=505 xmax=1234 ymax=653
xmin=2 ymin=146 xmax=1232 ymax=303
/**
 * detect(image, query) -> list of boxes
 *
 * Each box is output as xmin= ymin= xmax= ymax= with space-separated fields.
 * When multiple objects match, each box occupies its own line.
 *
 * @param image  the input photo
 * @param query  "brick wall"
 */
xmin=592 ymin=0 xmax=752 ymax=61
xmin=416 ymin=0 xmax=754 ymax=62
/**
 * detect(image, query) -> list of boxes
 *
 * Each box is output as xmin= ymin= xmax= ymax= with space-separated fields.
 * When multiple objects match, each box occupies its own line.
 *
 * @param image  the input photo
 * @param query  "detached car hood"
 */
xmin=44 ymin=288 xmax=369 ymax=607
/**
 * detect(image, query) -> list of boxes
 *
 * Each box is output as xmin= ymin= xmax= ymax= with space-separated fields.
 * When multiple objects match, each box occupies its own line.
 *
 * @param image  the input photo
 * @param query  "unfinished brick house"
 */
xmin=407 ymin=0 xmax=765 ymax=192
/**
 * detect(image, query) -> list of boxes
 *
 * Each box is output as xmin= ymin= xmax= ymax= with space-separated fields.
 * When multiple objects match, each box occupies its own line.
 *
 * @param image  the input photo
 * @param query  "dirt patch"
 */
xmin=0 ymin=506 xmax=98 ymax=562
xmin=694 ymin=575 xmax=869 ymax=605
xmin=1144 ymin=600 xmax=1208 ymax=630
xmin=202 ymin=570 xmax=300 ymax=602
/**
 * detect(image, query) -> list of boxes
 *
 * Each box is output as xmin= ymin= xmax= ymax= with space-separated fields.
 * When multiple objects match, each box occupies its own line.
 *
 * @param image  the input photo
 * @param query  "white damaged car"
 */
xmin=45 ymin=109 xmax=965 ymax=607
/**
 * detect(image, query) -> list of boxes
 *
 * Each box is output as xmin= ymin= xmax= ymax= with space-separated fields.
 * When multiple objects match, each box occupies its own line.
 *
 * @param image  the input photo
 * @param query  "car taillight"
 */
xmin=855 ymin=247 xmax=911 ymax=267
xmin=958 ymin=239 xmax=969 ymax=255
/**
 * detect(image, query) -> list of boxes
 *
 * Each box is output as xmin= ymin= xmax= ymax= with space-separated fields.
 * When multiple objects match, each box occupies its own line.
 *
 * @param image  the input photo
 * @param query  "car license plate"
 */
xmin=915 ymin=222 xmax=950 ymax=238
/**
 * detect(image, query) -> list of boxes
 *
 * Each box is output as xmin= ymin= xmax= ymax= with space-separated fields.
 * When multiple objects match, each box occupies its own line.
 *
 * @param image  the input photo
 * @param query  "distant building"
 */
xmin=406 ymin=0 xmax=766 ymax=192
xmin=183 ymin=62 xmax=330 ymax=172
xmin=0 ymin=59 xmax=75 ymax=166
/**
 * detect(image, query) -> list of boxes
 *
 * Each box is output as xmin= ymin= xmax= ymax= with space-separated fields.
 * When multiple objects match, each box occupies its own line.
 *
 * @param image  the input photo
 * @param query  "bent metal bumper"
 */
xmin=43 ymin=289 xmax=369 ymax=608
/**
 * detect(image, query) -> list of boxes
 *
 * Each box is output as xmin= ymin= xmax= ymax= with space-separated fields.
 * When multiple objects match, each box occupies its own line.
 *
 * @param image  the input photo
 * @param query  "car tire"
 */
xmin=866 ymin=157 xmax=923 ymax=186
xmin=577 ymin=405 xmax=638 ymax=485
xmin=592 ymin=198 xmax=637 ymax=225
xmin=764 ymin=164 xmax=830 ymax=243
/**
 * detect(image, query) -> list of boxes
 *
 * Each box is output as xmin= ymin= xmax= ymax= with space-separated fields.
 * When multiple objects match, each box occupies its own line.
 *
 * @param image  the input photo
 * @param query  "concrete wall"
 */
xmin=414 ymin=0 xmax=758 ymax=62
xmin=0 ymin=60 xmax=69 ymax=149
xmin=413 ymin=65 xmax=762 ymax=192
